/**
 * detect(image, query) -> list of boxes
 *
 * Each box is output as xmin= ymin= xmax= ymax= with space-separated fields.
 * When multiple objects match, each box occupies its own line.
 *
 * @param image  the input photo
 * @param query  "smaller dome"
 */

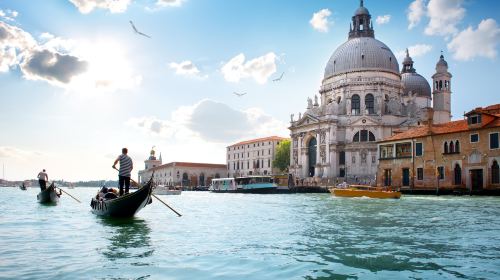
xmin=355 ymin=6 xmax=370 ymax=16
xmin=436 ymin=54 xmax=448 ymax=68
xmin=402 ymin=73 xmax=431 ymax=98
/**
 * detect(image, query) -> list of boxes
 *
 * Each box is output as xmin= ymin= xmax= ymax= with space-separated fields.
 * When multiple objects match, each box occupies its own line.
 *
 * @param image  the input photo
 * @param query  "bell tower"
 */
xmin=144 ymin=146 xmax=162 ymax=170
xmin=432 ymin=52 xmax=452 ymax=124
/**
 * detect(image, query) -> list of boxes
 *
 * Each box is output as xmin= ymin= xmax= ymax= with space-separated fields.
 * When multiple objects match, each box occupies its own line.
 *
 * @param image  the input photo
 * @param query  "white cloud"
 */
xmin=310 ymin=9 xmax=331 ymax=33
xmin=448 ymin=19 xmax=500 ymax=61
xmin=156 ymin=0 xmax=185 ymax=7
xmin=376 ymin=15 xmax=391 ymax=25
xmin=0 ymin=21 xmax=141 ymax=92
xmin=0 ymin=9 xmax=19 ymax=21
xmin=221 ymin=52 xmax=277 ymax=84
xmin=407 ymin=0 xmax=426 ymax=30
xmin=0 ymin=146 xmax=44 ymax=160
xmin=396 ymin=44 xmax=433 ymax=61
xmin=425 ymin=0 xmax=465 ymax=36
xmin=68 ymin=0 xmax=131 ymax=14
xmin=128 ymin=99 xmax=288 ymax=143
xmin=169 ymin=60 xmax=206 ymax=78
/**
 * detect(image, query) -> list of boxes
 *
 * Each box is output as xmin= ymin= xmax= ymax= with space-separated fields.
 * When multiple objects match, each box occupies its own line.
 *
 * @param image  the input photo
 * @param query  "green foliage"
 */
xmin=273 ymin=139 xmax=291 ymax=172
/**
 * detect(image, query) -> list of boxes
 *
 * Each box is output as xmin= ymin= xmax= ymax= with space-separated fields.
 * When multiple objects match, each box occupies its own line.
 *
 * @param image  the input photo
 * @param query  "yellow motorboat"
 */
xmin=329 ymin=185 xmax=401 ymax=199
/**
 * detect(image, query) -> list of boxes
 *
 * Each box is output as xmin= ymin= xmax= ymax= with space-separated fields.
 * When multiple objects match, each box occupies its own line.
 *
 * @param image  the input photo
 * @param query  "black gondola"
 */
xmin=37 ymin=183 xmax=60 ymax=204
xmin=20 ymin=184 xmax=27 ymax=190
xmin=90 ymin=178 xmax=153 ymax=218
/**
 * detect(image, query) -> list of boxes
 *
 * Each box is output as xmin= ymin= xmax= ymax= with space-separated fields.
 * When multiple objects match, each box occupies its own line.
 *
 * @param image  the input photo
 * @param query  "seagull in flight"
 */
xmin=233 ymin=92 xmax=247 ymax=97
xmin=272 ymin=72 xmax=285 ymax=82
xmin=129 ymin=20 xmax=151 ymax=38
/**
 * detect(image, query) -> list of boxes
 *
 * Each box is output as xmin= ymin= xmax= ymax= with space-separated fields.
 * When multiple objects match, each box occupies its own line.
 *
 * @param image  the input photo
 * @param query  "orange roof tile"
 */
xmin=228 ymin=136 xmax=289 ymax=147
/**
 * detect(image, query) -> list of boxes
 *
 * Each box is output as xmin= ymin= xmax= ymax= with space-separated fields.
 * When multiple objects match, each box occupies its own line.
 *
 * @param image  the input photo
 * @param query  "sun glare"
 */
xmin=70 ymin=39 xmax=142 ymax=95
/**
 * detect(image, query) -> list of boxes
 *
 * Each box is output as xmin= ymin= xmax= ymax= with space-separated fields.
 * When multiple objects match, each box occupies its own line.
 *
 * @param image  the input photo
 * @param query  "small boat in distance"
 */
xmin=210 ymin=176 xmax=278 ymax=194
xmin=330 ymin=184 xmax=401 ymax=199
xmin=37 ymin=183 xmax=61 ymax=204
xmin=20 ymin=183 xmax=27 ymax=190
xmin=90 ymin=178 xmax=153 ymax=218
xmin=154 ymin=185 xmax=182 ymax=195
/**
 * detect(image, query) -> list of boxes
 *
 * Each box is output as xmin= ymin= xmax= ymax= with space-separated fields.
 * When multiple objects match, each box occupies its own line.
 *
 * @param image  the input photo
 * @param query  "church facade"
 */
xmin=289 ymin=1 xmax=452 ymax=183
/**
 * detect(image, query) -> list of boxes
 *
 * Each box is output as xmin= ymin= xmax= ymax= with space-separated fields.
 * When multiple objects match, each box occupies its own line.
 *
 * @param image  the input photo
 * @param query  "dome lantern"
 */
xmin=349 ymin=0 xmax=374 ymax=39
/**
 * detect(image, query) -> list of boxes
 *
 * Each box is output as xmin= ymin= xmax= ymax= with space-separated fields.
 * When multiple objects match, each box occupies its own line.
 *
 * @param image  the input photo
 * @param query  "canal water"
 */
xmin=1 ymin=187 xmax=499 ymax=280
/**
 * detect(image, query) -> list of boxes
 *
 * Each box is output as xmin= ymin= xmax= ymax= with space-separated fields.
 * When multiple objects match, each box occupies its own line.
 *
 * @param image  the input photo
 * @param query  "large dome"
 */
xmin=324 ymin=37 xmax=400 ymax=78
xmin=402 ymin=73 xmax=431 ymax=98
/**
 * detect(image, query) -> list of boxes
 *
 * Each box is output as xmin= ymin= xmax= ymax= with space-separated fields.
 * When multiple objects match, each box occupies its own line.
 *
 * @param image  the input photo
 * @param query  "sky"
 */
xmin=0 ymin=0 xmax=499 ymax=181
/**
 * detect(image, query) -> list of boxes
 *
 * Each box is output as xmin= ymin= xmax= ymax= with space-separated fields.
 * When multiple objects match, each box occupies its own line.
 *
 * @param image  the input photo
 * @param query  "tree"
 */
xmin=273 ymin=139 xmax=290 ymax=172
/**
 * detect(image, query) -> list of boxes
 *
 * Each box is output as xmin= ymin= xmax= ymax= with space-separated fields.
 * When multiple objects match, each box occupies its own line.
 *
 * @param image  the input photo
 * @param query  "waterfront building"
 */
xmin=376 ymin=105 xmax=500 ymax=192
xmin=138 ymin=148 xmax=226 ymax=188
xmin=227 ymin=136 xmax=288 ymax=177
xmin=289 ymin=1 xmax=451 ymax=183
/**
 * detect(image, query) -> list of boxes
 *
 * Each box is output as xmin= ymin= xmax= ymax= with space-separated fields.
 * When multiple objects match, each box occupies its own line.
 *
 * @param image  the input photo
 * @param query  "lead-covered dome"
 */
xmin=324 ymin=37 xmax=400 ymax=78
xmin=402 ymin=73 xmax=431 ymax=97
xmin=401 ymin=49 xmax=431 ymax=98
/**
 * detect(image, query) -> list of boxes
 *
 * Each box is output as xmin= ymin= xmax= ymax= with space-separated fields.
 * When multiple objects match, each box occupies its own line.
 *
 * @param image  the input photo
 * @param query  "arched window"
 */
xmin=351 ymin=94 xmax=360 ymax=115
xmin=365 ymin=94 xmax=374 ymax=114
xmin=444 ymin=142 xmax=448 ymax=154
xmin=492 ymin=160 xmax=500 ymax=184
xmin=369 ymin=131 xmax=376 ymax=142
xmin=353 ymin=130 xmax=376 ymax=142
xmin=449 ymin=141 xmax=454 ymax=153
xmin=454 ymin=164 xmax=461 ymax=185
xmin=353 ymin=132 xmax=360 ymax=142
xmin=439 ymin=80 xmax=443 ymax=90
xmin=455 ymin=140 xmax=460 ymax=153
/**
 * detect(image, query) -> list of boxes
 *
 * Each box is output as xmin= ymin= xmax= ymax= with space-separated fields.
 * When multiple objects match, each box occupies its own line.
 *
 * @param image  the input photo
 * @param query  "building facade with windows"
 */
xmin=137 ymin=149 xmax=226 ymax=188
xmin=289 ymin=1 xmax=450 ymax=182
xmin=376 ymin=105 xmax=500 ymax=192
xmin=227 ymin=136 xmax=288 ymax=177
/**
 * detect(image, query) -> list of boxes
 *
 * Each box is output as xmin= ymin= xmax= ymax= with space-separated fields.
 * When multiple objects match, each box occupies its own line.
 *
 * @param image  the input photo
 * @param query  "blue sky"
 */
xmin=0 ymin=0 xmax=499 ymax=181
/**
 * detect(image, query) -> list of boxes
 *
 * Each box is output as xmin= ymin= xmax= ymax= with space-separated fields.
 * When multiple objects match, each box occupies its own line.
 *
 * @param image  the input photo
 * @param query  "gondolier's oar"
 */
xmin=56 ymin=186 xmax=81 ymax=203
xmin=151 ymin=193 xmax=182 ymax=217
xmin=113 ymin=166 xmax=182 ymax=217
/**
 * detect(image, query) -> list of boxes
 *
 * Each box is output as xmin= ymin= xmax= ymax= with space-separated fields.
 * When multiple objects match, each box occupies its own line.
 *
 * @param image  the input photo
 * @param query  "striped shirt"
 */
xmin=117 ymin=154 xmax=133 ymax=177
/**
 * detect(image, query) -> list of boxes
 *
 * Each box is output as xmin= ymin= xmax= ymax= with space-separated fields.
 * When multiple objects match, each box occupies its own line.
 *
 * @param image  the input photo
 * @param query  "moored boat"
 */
xmin=154 ymin=185 xmax=182 ymax=195
xmin=330 ymin=184 xmax=401 ymax=199
xmin=37 ymin=183 xmax=61 ymax=204
xmin=90 ymin=178 xmax=153 ymax=218
xmin=210 ymin=176 xmax=278 ymax=194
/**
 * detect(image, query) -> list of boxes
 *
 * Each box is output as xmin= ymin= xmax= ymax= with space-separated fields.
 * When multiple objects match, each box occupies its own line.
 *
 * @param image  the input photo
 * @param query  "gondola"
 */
xmin=20 ymin=184 xmax=27 ymax=190
xmin=90 ymin=178 xmax=153 ymax=218
xmin=37 ymin=183 xmax=60 ymax=204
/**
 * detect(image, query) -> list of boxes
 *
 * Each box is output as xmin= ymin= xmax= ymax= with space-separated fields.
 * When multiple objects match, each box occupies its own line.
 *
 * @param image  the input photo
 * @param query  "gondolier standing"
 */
xmin=37 ymin=169 xmax=48 ymax=191
xmin=113 ymin=148 xmax=133 ymax=196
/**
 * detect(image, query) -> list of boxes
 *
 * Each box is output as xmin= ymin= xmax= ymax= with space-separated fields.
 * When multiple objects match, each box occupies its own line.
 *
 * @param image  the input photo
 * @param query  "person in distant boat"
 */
xmin=112 ymin=148 xmax=133 ymax=196
xmin=37 ymin=169 xmax=48 ymax=191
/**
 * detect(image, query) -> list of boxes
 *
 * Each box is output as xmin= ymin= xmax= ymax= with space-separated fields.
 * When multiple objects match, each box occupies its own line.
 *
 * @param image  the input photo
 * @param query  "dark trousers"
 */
xmin=119 ymin=176 xmax=130 ymax=196
xmin=39 ymin=179 xmax=46 ymax=191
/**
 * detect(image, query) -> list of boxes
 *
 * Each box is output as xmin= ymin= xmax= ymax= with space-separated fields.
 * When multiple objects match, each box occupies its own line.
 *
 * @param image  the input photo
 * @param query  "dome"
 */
xmin=355 ymin=6 xmax=370 ymax=16
xmin=402 ymin=72 xmax=431 ymax=98
xmin=324 ymin=37 xmax=400 ymax=78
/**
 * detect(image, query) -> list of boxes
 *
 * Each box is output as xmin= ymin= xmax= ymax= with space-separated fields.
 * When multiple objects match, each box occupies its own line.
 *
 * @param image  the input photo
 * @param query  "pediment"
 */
xmin=350 ymin=117 xmax=379 ymax=126
xmin=296 ymin=113 xmax=320 ymax=126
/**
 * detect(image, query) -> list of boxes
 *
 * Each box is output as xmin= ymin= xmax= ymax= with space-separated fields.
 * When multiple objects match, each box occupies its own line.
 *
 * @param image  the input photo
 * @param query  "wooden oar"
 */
xmin=151 ymin=193 xmax=182 ymax=217
xmin=113 ymin=166 xmax=182 ymax=217
xmin=55 ymin=186 xmax=81 ymax=203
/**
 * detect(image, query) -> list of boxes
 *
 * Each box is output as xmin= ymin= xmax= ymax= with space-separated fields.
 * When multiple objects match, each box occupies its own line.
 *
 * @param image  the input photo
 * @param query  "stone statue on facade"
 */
xmin=290 ymin=113 xmax=294 ymax=122
xmin=314 ymin=95 xmax=319 ymax=107
xmin=307 ymin=97 xmax=313 ymax=109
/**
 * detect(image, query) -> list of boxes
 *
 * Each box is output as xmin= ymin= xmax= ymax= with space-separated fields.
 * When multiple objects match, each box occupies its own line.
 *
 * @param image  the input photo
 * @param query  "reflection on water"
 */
xmin=98 ymin=217 xmax=154 ymax=266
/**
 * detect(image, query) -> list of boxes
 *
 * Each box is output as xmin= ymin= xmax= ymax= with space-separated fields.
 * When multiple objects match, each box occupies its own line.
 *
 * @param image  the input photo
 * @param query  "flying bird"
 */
xmin=233 ymin=92 xmax=247 ymax=97
xmin=129 ymin=20 xmax=151 ymax=38
xmin=272 ymin=72 xmax=285 ymax=82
